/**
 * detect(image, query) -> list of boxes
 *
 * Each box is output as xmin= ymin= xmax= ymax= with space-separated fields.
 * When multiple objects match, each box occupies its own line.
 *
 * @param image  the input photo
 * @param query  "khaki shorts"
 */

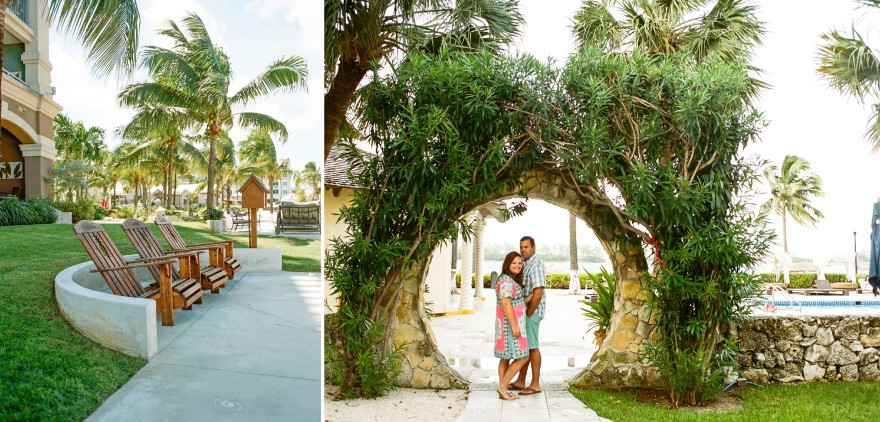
xmin=526 ymin=314 xmax=542 ymax=349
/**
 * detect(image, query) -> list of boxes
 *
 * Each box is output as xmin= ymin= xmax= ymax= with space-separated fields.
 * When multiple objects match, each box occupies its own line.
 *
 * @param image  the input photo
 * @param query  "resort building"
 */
xmin=1 ymin=1 xmax=62 ymax=199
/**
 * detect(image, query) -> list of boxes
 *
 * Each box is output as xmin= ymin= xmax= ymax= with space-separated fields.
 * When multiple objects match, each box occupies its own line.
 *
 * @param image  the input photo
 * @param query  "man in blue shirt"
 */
xmin=509 ymin=235 xmax=546 ymax=395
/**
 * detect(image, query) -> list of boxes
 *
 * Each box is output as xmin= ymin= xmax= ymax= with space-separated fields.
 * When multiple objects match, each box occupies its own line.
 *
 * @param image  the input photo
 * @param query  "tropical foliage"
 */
xmin=761 ymin=155 xmax=824 ymax=253
xmin=118 ymin=13 xmax=307 ymax=209
xmin=580 ymin=267 xmax=616 ymax=345
xmin=817 ymin=0 xmax=880 ymax=150
xmin=327 ymin=42 xmax=771 ymax=403
xmin=324 ymin=0 xmax=524 ymax=160
xmin=238 ymin=131 xmax=291 ymax=212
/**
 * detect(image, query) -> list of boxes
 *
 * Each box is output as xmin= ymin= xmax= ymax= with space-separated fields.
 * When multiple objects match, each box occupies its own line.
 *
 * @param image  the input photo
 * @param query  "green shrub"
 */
xmin=115 ymin=205 xmax=136 ymax=219
xmin=53 ymin=198 xmax=97 ymax=223
xmin=580 ymin=268 xmax=616 ymax=344
xmin=454 ymin=273 xmax=491 ymax=288
xmin=0 ymin=197 xmax=57 ymax=226
xmin=788 ymin=273 xmax=816 ymax=288
xmin=202 ymin=208 xmax=224 ymax=220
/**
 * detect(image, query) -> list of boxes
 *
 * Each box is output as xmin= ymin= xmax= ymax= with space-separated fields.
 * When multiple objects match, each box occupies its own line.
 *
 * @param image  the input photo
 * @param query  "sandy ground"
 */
xmin=323 ymin=385 xmax=468 ymax=422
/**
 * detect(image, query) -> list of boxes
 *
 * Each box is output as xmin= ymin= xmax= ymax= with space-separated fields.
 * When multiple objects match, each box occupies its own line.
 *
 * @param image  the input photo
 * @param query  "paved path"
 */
xmin=87 ymin=271 xmax=322 ymax=422
xmin=430 ymin=290 xmax=611 ymax=421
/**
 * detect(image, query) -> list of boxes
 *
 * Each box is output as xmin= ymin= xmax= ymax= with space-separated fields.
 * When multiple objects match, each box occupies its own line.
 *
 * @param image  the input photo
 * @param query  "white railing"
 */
xmin=767 ymin=284 xmax=803 ymax=313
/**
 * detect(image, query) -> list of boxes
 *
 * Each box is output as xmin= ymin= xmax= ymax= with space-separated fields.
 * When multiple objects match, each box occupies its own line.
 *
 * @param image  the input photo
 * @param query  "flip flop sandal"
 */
xmin=519 ymin=387 xmax=543 ymax=395
xmin=507 ymin=384 xmax=524 ymax=391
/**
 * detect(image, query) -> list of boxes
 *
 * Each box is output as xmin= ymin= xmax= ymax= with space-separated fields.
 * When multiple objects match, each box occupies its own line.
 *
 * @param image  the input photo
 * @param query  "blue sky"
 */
xmin=48 ymin=0 xmax=322 ymax=173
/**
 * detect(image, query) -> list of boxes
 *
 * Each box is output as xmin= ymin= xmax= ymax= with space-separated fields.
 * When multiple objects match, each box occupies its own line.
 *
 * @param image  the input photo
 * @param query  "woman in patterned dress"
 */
xmin=494 ymin=251 xmax=529 ymax=400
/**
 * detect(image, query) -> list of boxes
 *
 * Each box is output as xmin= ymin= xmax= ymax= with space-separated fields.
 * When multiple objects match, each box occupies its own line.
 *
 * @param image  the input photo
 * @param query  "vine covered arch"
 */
xmin=325 ymin=47 xmax=771 ymax=398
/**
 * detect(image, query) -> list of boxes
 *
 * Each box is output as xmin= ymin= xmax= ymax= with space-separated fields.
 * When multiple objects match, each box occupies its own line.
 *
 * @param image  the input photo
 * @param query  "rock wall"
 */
xmin=735 ymin=316 xmax=880 ymax=383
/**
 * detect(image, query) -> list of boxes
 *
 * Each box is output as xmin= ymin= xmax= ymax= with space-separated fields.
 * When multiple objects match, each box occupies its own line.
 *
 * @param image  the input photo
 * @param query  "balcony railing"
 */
xmin=7 ymin=0 xmax=28 ymax=25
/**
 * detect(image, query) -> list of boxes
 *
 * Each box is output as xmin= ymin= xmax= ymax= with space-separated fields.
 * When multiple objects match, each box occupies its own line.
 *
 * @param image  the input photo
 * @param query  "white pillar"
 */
xmin=473 ymin=214 xmax=485 ymax=299
xmin=459 ymin=212 xmax=475 ymax=312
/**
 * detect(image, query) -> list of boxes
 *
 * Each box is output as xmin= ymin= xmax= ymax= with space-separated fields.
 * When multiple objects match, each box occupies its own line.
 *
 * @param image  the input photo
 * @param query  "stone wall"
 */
xmin=735 ymin=316 xmax=880 ymax=383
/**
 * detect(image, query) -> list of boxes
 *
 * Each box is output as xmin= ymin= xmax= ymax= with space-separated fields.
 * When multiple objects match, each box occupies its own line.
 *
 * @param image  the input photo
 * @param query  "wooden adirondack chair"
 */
xmin=121 ymin=218 xmax=229 ymax=294
xmin=73 ymin=220 xmax=203 ymax=326
xmin=154 ymin=215 xmax=242 ymax=279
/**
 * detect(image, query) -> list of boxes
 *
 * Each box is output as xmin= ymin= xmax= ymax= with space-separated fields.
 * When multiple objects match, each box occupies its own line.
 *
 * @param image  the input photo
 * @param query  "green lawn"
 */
xmin=0 ymin=221 xmax=319 ymax=421
xmin=573 ymin=382 xmax=880 ymax=422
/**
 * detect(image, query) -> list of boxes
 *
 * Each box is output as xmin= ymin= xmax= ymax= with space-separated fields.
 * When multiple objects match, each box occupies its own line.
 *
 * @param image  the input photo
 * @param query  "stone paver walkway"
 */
xmin=430 ymin=290 xmax=611 ymax=421
xmin=86 ymin=270 xmax=322 ymax=422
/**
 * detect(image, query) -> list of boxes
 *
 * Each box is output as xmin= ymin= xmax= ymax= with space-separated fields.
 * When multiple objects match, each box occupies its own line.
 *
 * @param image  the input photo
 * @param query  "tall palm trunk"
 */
xmin=268 ymin=176 xmax=275 ymax=213
xmin=325 ymin=58 xmax=369 ymax=160
xmin=206 ymin=126 xmax=219 ymax=210
xmin=782 ymin=208 xmax=788 ymax=253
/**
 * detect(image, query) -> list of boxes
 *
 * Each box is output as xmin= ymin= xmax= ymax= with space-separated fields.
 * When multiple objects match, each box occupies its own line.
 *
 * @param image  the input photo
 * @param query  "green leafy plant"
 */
xmin=580 ymin=267 xmax=616 ymax=345
xmin=201 ymin=208 xmax=224 ymax=220
xmin=53 ymin=197 xmax=97 ymax=223
xmin=0 ymin=197 xmax=57 ymax=226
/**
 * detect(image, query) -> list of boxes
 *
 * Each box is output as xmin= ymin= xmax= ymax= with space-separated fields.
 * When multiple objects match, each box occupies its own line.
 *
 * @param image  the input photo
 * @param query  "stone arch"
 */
xmin=388 ymin=168 xmax=661 ymax=389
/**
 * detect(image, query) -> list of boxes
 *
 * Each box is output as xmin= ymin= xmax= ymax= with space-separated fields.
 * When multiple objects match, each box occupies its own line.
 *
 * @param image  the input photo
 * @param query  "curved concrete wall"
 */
xmin=55 ymin=248 xmax=282 ymax=360
xmin=55 ymin=255 xmax=158 ymax=360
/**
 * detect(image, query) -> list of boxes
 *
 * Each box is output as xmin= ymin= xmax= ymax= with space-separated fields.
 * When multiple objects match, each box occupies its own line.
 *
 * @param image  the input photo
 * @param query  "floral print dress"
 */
xmin=494 ymin=274 xmax=529 ymax=359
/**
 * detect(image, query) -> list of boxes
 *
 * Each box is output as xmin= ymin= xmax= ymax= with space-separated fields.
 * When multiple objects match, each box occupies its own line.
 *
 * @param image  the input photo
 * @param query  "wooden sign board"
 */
xmin=239 ymin=175 xmax=269 ymax=209
xmin=238 ymin=175 xmax=269 ymax=248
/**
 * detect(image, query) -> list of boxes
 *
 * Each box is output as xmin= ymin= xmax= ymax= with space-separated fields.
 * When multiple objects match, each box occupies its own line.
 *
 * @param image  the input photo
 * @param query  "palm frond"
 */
xmin=817 ymin=28 xmax=880 ymax=100
xmin=231 ymin=56 xmax=309 ymax=106
xmin=237 ymin=113 xmax=289 ymax=142
xmin=49 ymin=0 xmax=140 ymax=79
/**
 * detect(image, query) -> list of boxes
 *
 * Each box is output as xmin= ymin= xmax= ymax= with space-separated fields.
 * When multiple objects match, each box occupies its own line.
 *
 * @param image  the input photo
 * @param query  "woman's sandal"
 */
xmin=496 ymin=388 xmax=519 ymax=401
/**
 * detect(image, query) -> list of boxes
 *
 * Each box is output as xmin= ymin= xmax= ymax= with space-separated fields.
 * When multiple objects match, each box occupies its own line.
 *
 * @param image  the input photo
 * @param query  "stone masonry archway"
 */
xmin=385 ymin=168 xmax=661 ymax=389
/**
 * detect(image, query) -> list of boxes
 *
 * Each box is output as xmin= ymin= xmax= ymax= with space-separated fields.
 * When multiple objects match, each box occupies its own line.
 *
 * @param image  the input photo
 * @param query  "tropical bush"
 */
xmin=0 ymin=197 xmax=57 ymax=226
xmin=114 ymin=205 xmax=137 ymax=219
xmin=53 ymin=197 xmax=97 ymax=223
xmin=580 ymin=267 xmax=616 ymax=345
xmin=201 ymin=208 xmax=224 ymax=220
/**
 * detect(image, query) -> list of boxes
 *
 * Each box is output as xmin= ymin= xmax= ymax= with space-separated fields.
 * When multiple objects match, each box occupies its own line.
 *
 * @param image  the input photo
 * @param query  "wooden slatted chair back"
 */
xmin=121 ymin=219 xmax=181 ymax=281
xmin=73 ymin=220 xmax=145 ymax=297
xmin=154 ymin=215 xmax=188 ymax=250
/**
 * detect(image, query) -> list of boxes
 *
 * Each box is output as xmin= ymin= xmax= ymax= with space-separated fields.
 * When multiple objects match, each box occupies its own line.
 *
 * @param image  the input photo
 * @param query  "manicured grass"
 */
xmin=573 ymin=382 xmax=880 ymax=422
xmin=172 ymin=221 xmax=321 ymax=272
xmin=0 ymin=221 xmax=319 ymax=420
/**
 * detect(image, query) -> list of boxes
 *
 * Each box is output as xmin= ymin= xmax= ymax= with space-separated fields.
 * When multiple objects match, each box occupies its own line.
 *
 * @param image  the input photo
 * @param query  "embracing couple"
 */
xmin=494 ymin=236 xmax=547 ymax=401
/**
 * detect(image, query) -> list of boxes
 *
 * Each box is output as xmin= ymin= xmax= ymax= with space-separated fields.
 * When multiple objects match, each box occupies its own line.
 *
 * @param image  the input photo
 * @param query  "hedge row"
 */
xmin=455 ymin=272 xmax=594 ymax=289
xmin=0 ymin=197 xmax=57 ymax=226
xmin=758 ymin=272 xmax=861 ymax=288
xmin=456 ymin=271 xmax=862 ymax=290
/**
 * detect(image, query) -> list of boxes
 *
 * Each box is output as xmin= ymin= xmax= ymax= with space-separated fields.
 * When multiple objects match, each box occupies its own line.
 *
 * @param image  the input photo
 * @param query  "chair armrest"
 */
xmin=167 ymin=244 xmax=223 ymax=253
xmin=90 ymin=260 xmax=174 ymax=273
xmin=183 ymin=240 xmax=235 ymax=248
xmin=129 ymin=253 xmax=196 ymax=263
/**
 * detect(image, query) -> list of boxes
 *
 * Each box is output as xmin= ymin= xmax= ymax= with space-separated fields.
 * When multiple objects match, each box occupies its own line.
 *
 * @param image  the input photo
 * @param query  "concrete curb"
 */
xmin=55 ymin=248 xmax=282 ymax=360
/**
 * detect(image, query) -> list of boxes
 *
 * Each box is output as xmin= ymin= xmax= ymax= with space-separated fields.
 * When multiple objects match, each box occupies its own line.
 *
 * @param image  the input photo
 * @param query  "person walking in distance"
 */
xmin=509 ymin=235 xmax=546 ymax=395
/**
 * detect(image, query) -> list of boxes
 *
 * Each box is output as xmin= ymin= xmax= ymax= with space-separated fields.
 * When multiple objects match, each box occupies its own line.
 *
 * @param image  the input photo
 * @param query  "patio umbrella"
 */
xmin=869 ymin=200 xmax=880 ymax=296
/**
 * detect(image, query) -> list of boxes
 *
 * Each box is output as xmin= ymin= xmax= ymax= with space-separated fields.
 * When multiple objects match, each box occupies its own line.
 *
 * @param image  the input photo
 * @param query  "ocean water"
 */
xmin=462 ymin=260 xmax=612 ymax=274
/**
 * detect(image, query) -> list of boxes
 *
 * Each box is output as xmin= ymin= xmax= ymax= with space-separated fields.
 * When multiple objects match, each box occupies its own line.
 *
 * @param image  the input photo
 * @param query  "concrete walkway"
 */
xmin=87 ymin=270 xmax=322 ymax=422
xmin=430 ymin=290 xmax=611 ymax=422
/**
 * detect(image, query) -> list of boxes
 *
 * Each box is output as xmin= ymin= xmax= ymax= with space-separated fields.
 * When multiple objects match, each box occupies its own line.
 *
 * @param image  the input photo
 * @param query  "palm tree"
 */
xmin=53 ymin=113 xmax=106 ymax=163
xmin=0 ymin=0 xmax=140 ymax=158
xmin=817 ymin=0 xmax=880 ymax=151
xmin=238 ymin=131 xmax=291 ymax=212
xmin=761 ymin=155 xmax=825 ymax=253
xmin=324 ymin=0 xmax=524 ymax=160
xmin=572 ymin=0 xmax=763 ymax=60
xmin=571 ymin=0 xmax=765 ymax=101
xmin=117 ymin=13 xmax=308 ymax=210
